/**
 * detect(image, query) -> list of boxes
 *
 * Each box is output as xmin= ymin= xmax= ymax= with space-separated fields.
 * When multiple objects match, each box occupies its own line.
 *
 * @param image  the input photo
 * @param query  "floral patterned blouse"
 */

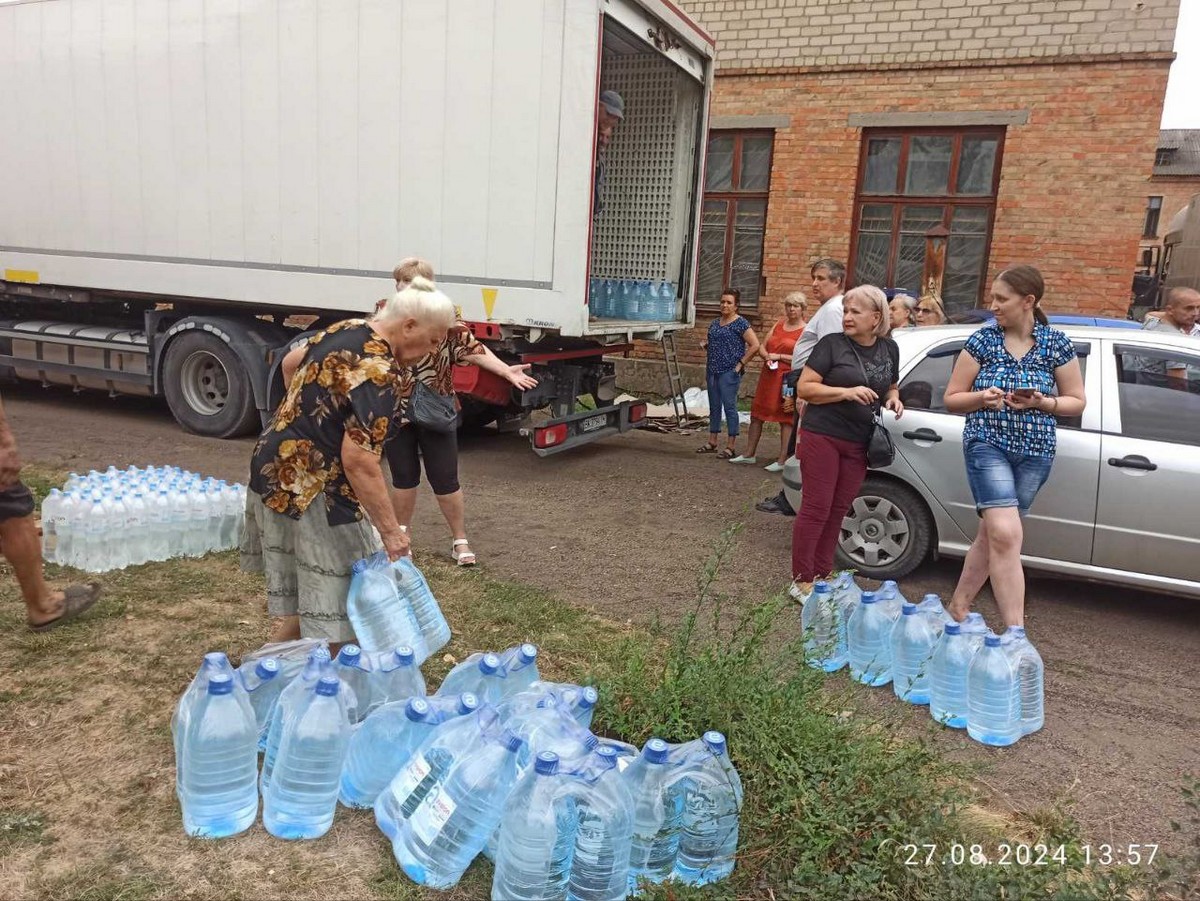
xmin=396 ymin=325 xmax=486 ymax=422
xmin=250 ymin=319 xmax=402 ymax=525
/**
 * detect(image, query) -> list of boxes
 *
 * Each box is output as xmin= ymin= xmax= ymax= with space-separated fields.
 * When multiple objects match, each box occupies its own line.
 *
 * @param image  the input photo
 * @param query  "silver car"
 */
xmin=783 ymin=324 xmax=1200 ymax=598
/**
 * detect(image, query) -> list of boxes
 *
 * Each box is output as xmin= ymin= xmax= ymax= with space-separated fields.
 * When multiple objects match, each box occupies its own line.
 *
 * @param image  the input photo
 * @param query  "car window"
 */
xmin=900 ymin=340 xmax=1087 ymax=429
xmin=1115 ymin=345 xmax=1200 ymax=446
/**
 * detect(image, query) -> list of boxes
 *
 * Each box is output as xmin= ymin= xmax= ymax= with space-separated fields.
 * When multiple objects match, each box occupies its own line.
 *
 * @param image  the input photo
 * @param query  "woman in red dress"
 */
xmin=730 ymin=292 xmax=808 ymax=471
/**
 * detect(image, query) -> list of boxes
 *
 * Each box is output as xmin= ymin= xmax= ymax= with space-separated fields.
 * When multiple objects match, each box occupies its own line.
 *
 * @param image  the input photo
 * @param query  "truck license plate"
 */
xmin=580 ymin=414 xmax=607 ymax=433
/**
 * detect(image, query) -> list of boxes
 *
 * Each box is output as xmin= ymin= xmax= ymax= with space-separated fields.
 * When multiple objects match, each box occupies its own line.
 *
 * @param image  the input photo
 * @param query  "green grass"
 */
xmin=2 ymin=464 xmax=1192 ymax=900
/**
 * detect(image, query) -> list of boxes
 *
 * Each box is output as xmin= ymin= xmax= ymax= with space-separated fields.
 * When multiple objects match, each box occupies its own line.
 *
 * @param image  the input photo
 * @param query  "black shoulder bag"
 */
xmin=408 ymin=380 xmax=459 ymax=433
xmin=844 ymin=336 xmax=896 ymax=469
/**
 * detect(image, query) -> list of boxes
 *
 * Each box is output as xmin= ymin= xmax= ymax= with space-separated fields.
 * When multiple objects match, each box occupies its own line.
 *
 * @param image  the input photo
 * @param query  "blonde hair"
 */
xmin=783 ymin=291 xmax=808 ymax=311
xmin=392 ymin=257 xmax=434 ymax=287
xmin=844 ymin=285 xmax=890 ymax=337
xmin=918 ymin=293 xmax=947 ymax=325
xmin=374 ymin=276 xmax=455 ymax=330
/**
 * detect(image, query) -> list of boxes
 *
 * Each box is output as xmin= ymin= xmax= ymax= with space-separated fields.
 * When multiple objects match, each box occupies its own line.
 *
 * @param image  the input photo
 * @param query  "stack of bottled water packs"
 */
xmin=801 ymin=575 xmax=1044 ymax=747
xmin=41 ymin=465 xmax=247 ymax=572
xmin=589 ymin=277 xmax=678 ymax=321
xmin=174 ymin=631 xmax=744 ymax=897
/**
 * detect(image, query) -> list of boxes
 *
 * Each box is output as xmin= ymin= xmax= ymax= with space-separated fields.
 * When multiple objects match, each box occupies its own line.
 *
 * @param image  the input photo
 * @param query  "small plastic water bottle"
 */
xmin=801 ymin=580 xmax=846 ymax=672
xmin=392 ymin=557 xmax=450 ymax=660
xmin=128 ymin=491 xmax=149 ymax=566
xmin=40 ymin=489 xmax=63 ymax=563
xmin=56 ymin=492 xmax=78 ymax=568
xmin=238 ymin=657 xmax=286 ymax=750
xmin=263 ymin=676 xmax=352 ymax=840
xmin=348 ymin=553 xmax=427 ymax=656
xmin=674 ymin=731 xmax=743 ymax=886
xmin=333 ymin=644 xmax=373 ymax=724
xmin=188 ymin=484 xmax=209 ymax=557
xmin=847 ymin=591 xmax=894 ymax=686
xmin=492 ymin=751 xmax=577 ymax=901
xmin=179 ymin=674 xmax=259 ymax=838
xmin=891 ymin=604 xmax=937 ymax=704
xmin=367 ymin=645 xmax=426 ymax=714
xmin=1002 ymin=626 xmax=1044 ymax=735
xmin=967 ymin=634 xmax=1022 ymax=746
xmin=623 ymin=738 xmax=685 ymax=891
xmin=929 ymin=623 xmax=975 ymax=729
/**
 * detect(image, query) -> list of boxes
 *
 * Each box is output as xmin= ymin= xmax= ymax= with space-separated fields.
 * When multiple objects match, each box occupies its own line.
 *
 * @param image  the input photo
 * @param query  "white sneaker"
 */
xmin=764 ymin=461 xmax=784 ymax=473
xmin=728 ymin=455 xmax=757 ymax=464
xmin=788 ymin=579 xmax=813 ymax=604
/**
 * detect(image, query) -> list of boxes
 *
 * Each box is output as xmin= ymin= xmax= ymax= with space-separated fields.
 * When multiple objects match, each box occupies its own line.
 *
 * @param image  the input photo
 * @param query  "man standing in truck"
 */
xmin=594 ymin=90 xmax=624 ymax=220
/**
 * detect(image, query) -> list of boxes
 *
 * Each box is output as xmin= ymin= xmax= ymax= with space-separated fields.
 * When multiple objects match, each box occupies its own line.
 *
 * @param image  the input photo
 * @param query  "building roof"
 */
xmin=1154 ymin=130 xmax=1200 ymax=177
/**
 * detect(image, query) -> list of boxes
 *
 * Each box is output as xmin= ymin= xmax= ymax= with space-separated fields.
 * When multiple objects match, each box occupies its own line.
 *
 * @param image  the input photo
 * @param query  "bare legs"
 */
xmin=0 ymin=514 xmax=64 ymax=625
xmin=947 ymin=507 xmax=1026 ymax=628
xmin=742 ymin=419 xmax=764 ymax=458
xmin=392 ymin=486 xmax=472 ymax=559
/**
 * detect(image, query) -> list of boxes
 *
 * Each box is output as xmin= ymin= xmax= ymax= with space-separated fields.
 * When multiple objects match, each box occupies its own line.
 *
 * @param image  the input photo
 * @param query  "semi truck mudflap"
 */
xmin=527 ymin=400 xmax=648 ymax=456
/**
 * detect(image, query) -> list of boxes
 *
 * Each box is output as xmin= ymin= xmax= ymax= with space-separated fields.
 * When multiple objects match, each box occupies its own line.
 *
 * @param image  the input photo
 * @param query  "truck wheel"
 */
xmin=162 ymin=331 xmax=260 ymax=438
xmin=834 ymin=477 xmax=934 ymax=581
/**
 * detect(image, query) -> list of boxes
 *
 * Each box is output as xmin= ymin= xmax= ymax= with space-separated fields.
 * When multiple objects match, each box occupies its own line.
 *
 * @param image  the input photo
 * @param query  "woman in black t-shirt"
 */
xmin=791 ymin=286 xmax=903 ymax=596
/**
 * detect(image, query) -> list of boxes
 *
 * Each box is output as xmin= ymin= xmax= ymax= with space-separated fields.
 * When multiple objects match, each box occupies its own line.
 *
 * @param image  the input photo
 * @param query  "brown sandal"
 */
xmin=716 ymin=448 xmax=735 ymax=459
xmin=28 ymin=582 xmax=102 ymax=632
xmin=696 ymin=443 xmax=718 ymax=454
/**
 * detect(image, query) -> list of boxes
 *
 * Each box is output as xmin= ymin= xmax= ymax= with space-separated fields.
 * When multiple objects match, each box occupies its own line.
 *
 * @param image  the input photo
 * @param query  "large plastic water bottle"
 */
xmin=391 ymin=709 xmax=524 ymax=889
xmin=623 ymin=738 xmax=685 ymax=891
xmin=348 ymin=553 xmax=427 ymax=656
xmin=674 ymin=731 xmax=742 ymax=886
xmin=178 ymin=673 xmax=260 ymax=838
xmin=435 ymin=652 xmax=506 ymax=704
xmin=173 ymin=652 xmax=239 ymax=797
xmin=1003 ymin=626 xmax=1044 ymax=735
xmin=333 ymin=644 xmax=372 ymax=724
xmin=340 ymin=694 xmax=479 ymax=809
xmin=392 ymin=557 xmax=451 ymax=660
xmin=847 ymin=591 xmax=894 ymax=686
xmin=967 ymin=634 xmax=1022 ymax=746
xmin=237 ymin=657 xmax=286 ymax=749
xmin=504 ymin=682 xmax=599 ymax=729
xmin=263 ymin=676 xmax=351 ymax=839
xmin=878 ymin=580 xmax=907 ymax=621
xmin=567 ymin=746 xmax=635 ymax=901
xmin=891 ymin=604 xmax=937 ymax=705
xmin=929 ymin=623 xmax=975 ymax=729
xmin=368 ymin=645 xmax=426 ymax=714
xmin=492 ymin=751 xmax=577 ymax=900
xmin=619 ymin=280 xmax=636 ymax=320
xmin=374 ymin=703 xmax=488 ymax=840
xmin=260 ymin=646 xmax=333 ymax=793
xmin=801 ymin=580 xmax=846 ymax=671
xmin=916 ymin=593 xmax=952 ymax=636
xmin=499 ymin=643 xmax=541 ymax=699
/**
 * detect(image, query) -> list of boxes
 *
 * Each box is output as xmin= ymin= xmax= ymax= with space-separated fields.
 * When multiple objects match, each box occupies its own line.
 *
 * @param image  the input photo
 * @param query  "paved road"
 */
xmin=4 ymin=382 xmax=1198 ymax=855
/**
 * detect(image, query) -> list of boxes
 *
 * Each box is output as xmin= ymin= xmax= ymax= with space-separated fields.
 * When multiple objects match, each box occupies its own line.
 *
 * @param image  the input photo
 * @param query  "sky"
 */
xmin=1163 ymin=0 xmax=1200 ymax=127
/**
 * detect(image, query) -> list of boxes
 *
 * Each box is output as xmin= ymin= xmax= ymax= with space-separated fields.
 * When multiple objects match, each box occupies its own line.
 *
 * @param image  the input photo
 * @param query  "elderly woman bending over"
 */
xmin=241 ymin=278 xmax=455 ymax=644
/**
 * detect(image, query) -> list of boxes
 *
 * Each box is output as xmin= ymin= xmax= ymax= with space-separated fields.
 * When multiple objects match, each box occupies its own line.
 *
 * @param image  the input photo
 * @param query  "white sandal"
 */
xmin=451 ymin=538 xmax=477 ymax=567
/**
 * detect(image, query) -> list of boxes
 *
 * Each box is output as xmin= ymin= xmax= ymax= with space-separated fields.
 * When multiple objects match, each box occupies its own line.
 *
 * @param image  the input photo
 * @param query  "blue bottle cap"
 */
xmin=518 ymin=643 xmax=538 ymax=665
xmin=406 ymin=698 xmax=430 ymax=721
xmin=337 ymin=645 xmax=361 ymax=664
xmin=315 ymin=676 xmax=340 ymax=696
xmin=944 ymin=622 xmax=961 ymax=635
xmin=984 ymin=634 xmax=1002 ymax=647
xmin=578 ymin=686 xmax=599 ymax=710
xmin=394 ymin=646 xmax=415 ymax=666
xmin=583 ymin=733 xmax=599 ymax=751
xmin=351 ymin=558 xmax=368 ymax=575
xmin=255 ymin=658 xmax=280 ymax=680
xmin=901 ymin=604 xmax=918 ymax=616
xmin=643 ymin=738 xmax=670 ymax=764
xmin=860 ymin=592 xmax=878 ymax=604
xmin=480 ymin=653 xmax=502 ymax=675
xmin=595 ymin=746 xmax=619 ymax=768
xmin=309 ymin=646 xmax=332 ymax=663
xmin=703 ymin=731 xmax=727 ymax=755
xmin=504 ymin=731 xmax=524 ymax=753
xmin=534 ymin=751 xmax=560 ymax=775
xmin=813 ymin=580 xmax=831 ymax=593
xmin=204 ymin=651 xmax=230 ymax=667
xmin=207 ymin=674 xmax=234 ymax=695
xmin=458 ymin=693 xmax=479 ymax=714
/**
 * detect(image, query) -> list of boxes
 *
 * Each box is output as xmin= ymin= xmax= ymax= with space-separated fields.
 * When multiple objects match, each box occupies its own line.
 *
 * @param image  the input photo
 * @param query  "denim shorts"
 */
xmin=963 ymin=439 xmax=1054 ymax=517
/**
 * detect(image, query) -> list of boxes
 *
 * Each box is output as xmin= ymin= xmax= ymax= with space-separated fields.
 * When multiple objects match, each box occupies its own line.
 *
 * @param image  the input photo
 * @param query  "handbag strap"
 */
xmin=843 ymin=335 xmax=883 ymax=417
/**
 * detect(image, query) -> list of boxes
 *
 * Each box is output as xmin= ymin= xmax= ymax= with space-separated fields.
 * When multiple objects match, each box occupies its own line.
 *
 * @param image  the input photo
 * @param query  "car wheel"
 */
xmin=835 ymin=477 xmax=934 ymax=580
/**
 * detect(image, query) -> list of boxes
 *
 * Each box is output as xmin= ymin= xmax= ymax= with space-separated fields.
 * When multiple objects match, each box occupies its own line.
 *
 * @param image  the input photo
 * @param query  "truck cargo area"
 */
xmin=587 ymin=16 xmax=705 ymax=333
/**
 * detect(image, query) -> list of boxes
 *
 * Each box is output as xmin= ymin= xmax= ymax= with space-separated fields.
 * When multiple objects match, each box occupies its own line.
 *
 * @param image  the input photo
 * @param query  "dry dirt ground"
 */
xmin=4 ymin=383 xmax=1199 ymax=861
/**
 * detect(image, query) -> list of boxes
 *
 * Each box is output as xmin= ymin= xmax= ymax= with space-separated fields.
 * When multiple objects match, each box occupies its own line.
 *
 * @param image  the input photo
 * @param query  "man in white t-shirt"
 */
xmin=757 ymin=258 xmax=847 ymax=516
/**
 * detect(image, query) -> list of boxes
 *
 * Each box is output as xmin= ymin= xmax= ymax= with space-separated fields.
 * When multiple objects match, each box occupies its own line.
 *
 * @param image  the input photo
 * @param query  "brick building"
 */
xmin=1137 ymin=129 xmax=1200 ymax=290
xmin=619 ymin=0 xmax=1181 ymax=392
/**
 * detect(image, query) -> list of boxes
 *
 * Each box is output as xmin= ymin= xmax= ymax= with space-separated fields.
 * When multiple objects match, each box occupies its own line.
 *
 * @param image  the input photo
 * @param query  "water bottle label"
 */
xmin=390 ymin=752 xmax=432 ymax=805
xmin=409 ymin=785 xmax=456 ymax=844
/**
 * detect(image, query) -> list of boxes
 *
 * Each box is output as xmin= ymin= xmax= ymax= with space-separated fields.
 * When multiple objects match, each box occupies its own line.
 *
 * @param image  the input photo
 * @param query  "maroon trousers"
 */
xmin=791 ymin=430 xmax=868 ymax=582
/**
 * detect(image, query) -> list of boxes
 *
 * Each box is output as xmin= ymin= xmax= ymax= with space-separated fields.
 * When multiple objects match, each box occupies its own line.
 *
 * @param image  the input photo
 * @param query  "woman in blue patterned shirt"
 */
xmin=943 ymin=265 xmax=1086 ymax=629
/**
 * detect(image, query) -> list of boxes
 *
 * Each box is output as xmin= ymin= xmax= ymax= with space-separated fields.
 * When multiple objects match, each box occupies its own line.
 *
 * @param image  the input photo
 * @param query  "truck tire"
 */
xmin=834 ymin=477 xmax=934 ymax=581
xmin=162 ymin=331 xmax=260 ymax=438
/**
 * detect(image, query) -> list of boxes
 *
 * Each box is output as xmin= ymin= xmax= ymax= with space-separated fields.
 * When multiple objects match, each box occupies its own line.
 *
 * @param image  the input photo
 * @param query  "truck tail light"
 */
xmin=629 ymin=402 xmax=647 ymax=424
xmin=534 ymin=423 xmax=569 ymax=449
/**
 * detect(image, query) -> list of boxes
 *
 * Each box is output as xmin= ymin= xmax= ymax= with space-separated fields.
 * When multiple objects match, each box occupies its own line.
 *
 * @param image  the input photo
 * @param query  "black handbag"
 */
xmin=844 ymin=336 xmax=896 ymax=469
xmin=408 ymin=380 xmax=459 ymax=433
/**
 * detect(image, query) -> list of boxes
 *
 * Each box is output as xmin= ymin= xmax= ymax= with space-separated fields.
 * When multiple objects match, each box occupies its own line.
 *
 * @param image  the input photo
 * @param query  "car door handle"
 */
xmin=902 ymin=428 xmax=943 ymax=443
xmin=1107 ymin=455 xmax=1157 ymax=472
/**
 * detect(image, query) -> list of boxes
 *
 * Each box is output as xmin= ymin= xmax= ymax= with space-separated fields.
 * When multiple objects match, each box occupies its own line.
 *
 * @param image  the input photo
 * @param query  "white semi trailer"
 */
xmin=0 ymin=0 xmax=713 ymax=453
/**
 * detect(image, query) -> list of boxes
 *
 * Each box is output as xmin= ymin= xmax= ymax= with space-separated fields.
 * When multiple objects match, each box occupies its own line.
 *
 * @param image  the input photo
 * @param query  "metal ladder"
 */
xmin=660 ymin=331 xmax=688 ymax=425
